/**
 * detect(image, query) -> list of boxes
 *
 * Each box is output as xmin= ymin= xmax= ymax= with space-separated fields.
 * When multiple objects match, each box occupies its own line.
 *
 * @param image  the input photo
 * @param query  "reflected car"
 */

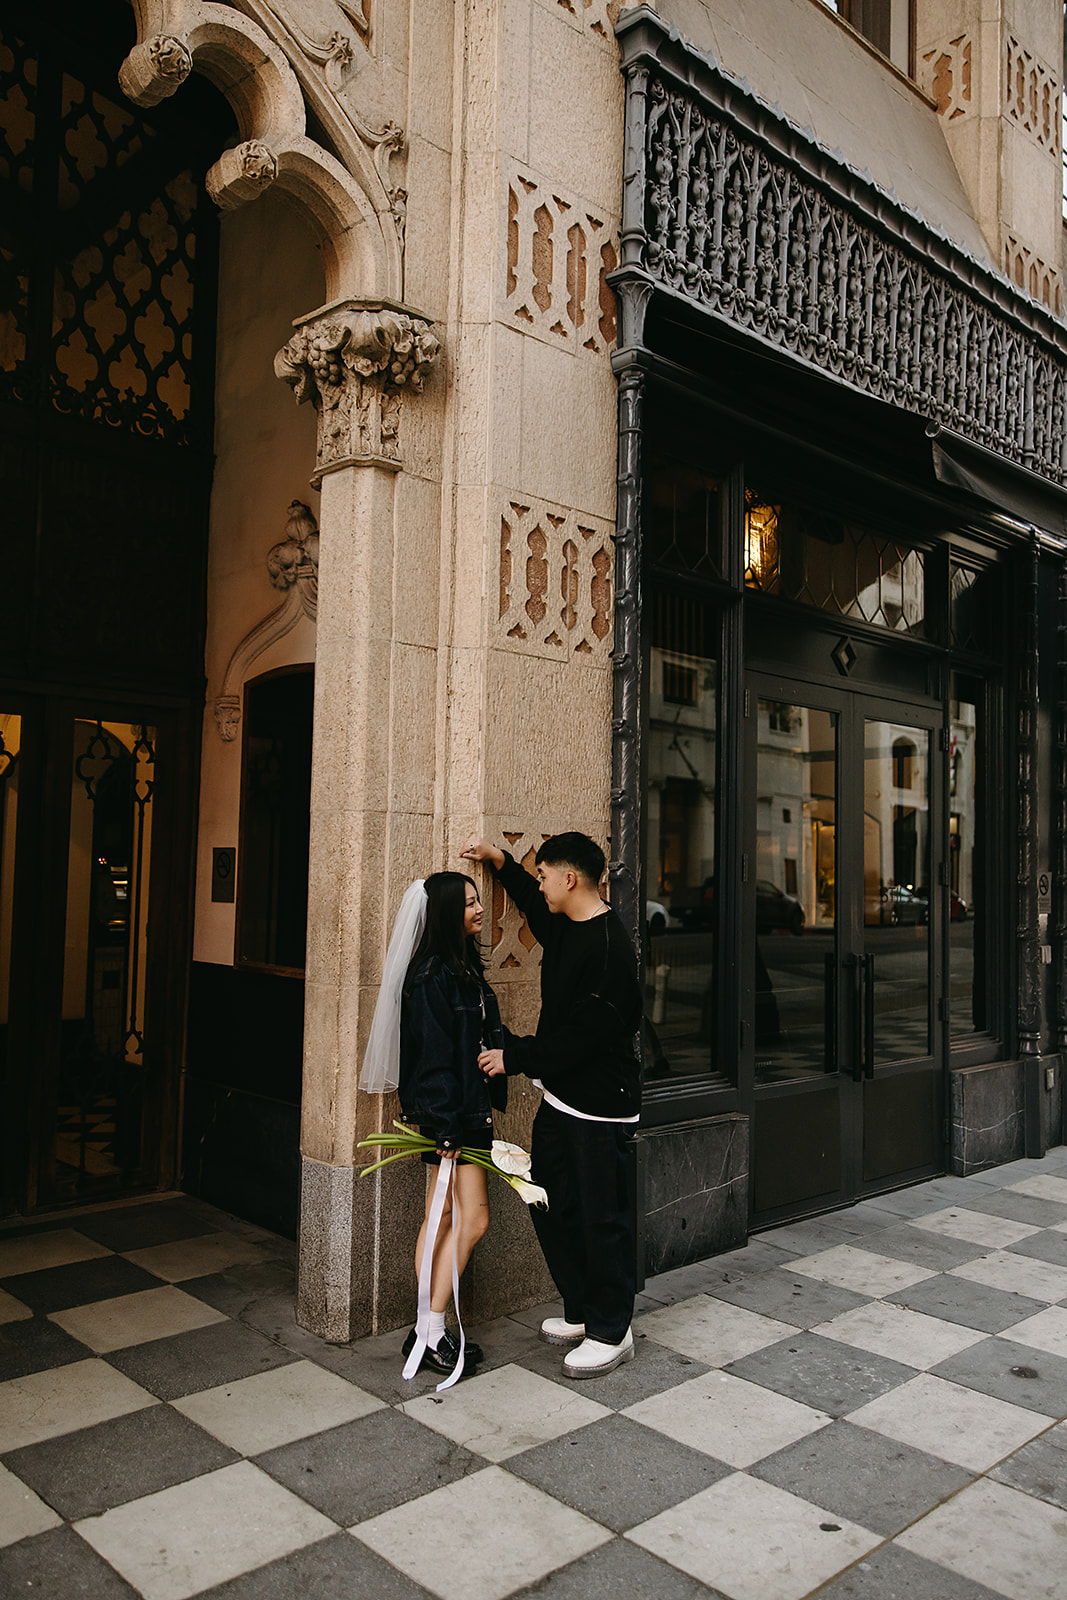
xmin=879 ymin=885 xmax=928 ymax=925
xmin=755 ymin=879 xmax=804 ymax=935
xmin=907 ymin=888 xmax=968 ymax=924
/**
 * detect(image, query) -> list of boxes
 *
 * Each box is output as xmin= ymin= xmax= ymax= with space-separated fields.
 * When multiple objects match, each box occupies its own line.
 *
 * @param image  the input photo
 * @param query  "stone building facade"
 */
xmin=2 ymin=0 xmax=1066 ymax=1345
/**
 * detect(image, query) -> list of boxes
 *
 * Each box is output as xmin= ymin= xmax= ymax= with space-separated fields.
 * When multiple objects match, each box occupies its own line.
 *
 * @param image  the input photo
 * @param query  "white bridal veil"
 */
xmin=358 ymin=879 xmax=428 ymax=1094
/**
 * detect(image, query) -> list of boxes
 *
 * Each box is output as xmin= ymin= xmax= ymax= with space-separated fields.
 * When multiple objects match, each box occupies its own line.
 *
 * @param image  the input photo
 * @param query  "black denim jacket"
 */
xmin=398 ymin=956 xmax=507 ymax=1148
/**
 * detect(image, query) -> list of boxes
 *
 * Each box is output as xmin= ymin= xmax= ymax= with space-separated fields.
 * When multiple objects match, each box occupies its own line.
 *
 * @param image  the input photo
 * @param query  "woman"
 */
xmin=361 ymin=872 xmax=504 ymax=1378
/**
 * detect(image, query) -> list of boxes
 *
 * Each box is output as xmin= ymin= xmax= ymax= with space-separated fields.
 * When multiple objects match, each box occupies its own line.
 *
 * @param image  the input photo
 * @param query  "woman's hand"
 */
xmin=478 ymin=1048 xmax=506 ymax=1078
xmin=436 ymin=1143 xmax=460 ymax=1160
xmin=461 ymin=836 xmax=505 ymax=870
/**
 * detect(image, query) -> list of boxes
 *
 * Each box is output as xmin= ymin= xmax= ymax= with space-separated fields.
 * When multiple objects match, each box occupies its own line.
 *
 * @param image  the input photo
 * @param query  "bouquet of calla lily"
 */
xmin=358 ymin=1123 xmax=548 ymax=1207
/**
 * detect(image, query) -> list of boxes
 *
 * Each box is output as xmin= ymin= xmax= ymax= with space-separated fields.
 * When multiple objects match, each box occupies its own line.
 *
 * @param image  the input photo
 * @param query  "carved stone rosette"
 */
xmin=274 ymin=300 xmax=440 ymax=479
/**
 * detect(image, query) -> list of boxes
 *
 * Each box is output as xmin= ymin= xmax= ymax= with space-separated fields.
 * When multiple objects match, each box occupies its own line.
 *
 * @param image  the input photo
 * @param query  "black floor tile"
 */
xmin=0 ymin=1525 xmax=141 ymax=1597
xmin=0 ymin=1255 xmax=165 ymax=1315
xmin=751 ymin=1419 xmax=972 ymax=1537
xmin=725 ymin=1331 xmax=917 ymax=1416
xmin=2 ymin=1401 xmax=239 ymax=1519
xmin=255 ymin=1407 xmax=483 ymax=1526
xmin=72 ymin=1201 xmax=219 ymax=1253
xmin=930 ymin=1334 xmax=1067 ymax=1416
xmin=179 ymin=1260 xmax=297 ymax=1319
xmin=956 ymin=1191 xmax=1067 ymax=1228
xmin=506 ymin=1412 xmax=730 ymax=1532
xmin=512 ymin=1328 xmax=710 ymax=1407
xmin=1005 ymin=1229 xmax=1067 ymax=1268
xmin=707 ymin=1268 xmax=872 ymax=1328
xmin=809 ymin=1539 xmax=1008 ymax=1599
xmin=990 ymin=1421 xmax=1067 ymax=1510
xmin=0 ymin=1315 xmax=92 ymax=1380
xmin=103 ymin=1318 xmax=299 ymax=1400
xmin=864 ymin=1224 xmax=991 ymax=1272
xmin=885 ymin=1273 xmax=1045 ymax=1332
xmin=510 ymin=1536 xmax=729 ymax=1600
xmin=183 ymin=1532 xmax=436 ymax=1600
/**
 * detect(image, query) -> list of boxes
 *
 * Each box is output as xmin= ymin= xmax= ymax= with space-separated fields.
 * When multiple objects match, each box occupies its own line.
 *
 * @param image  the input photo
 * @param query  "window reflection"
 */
xmin=949 ymin=674 xmax=984 ymax=1034
xmin=644 ymin=594 xmax=719 ymax=1081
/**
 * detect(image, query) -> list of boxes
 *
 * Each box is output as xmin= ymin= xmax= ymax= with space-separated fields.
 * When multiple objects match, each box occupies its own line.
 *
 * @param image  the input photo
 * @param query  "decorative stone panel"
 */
xmin=503 ymin=164 xmax=618 ymax=356
xmin=487 ymin=823 xmax=610 ymax=979
xmin=619 ymin=45 xmax=1067 ymax=482
xmin=1004 ymin=235 xmax=1059 ymax=311
xmin=496 ymin=494 xmax=614 ymax=661
xmin=919 ymin=34 xmax=972 ymax=121
xmin=1004 ymin=35 xmax=1060 ymax=154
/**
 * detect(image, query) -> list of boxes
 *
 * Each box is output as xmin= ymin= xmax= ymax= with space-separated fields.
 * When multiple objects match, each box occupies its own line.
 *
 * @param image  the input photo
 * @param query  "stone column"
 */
xmin=275 ymin=299 xmax=440 ymax=1342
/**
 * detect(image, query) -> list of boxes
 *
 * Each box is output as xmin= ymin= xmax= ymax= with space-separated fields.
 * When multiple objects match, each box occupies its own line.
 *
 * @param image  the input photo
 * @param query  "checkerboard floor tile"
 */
xmin=2 ymin=1166 xmax=1067 ymax=1599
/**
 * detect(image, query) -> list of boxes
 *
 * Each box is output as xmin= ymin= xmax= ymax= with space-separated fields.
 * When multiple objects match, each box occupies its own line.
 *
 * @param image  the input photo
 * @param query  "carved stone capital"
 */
xmin=274 ymin=300 xmax=441 ymax=477
xmin=118 ymin=34 xmax=192 ymax=107
xmin=207 ymin=141 xmax=279 ymax=211
xmin=214 ymin=697 xmax=242 ymax=742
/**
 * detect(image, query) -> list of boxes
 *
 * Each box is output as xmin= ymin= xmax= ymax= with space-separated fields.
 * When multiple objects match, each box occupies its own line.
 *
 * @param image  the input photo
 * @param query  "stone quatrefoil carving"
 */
xmin=635 ymin=71 xmax=1067 ymax=482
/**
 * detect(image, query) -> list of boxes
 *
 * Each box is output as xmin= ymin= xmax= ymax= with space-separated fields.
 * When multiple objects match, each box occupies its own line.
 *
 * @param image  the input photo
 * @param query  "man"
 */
xmin=460 ymin=832 xmax=642 ymax=1377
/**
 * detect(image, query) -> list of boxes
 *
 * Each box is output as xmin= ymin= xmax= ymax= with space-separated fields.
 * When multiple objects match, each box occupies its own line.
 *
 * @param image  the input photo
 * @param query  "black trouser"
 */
xmin=530 ymin=1100 xmax=636 ymax=1345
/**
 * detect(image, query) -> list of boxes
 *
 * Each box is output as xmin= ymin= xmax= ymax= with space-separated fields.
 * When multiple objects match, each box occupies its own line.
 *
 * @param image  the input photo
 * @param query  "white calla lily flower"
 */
xmin=491 ymin=1139 xmax=533 ymax=1177
xmin=510 ymin=1178 xmax=549 ymax=1206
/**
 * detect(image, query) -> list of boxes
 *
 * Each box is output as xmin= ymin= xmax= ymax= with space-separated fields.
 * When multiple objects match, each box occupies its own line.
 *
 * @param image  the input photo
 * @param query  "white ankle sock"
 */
xmin=426 ymin=1311 xmax=446 ymax=1347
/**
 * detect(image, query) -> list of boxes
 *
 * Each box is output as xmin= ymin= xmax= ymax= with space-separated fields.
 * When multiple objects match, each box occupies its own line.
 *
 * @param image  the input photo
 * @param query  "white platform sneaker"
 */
xmin=562 ymin=1328 xmax=634 ymax=1378
xmin=539 ymin=1316 xmax=586 ymax=1347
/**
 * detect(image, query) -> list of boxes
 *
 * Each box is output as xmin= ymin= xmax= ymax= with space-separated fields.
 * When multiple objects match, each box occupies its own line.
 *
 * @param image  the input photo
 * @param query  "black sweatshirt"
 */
xmin=494 ymin=853 xmax=642 ymax=1119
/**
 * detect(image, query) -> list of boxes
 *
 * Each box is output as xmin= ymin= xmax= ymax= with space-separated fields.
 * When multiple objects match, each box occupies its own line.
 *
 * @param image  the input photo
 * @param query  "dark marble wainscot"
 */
xmin=950 ymin=1059 xmax=1026 ymax=1174
xmin=637 ymin=1114 xmax=748 ymax=1275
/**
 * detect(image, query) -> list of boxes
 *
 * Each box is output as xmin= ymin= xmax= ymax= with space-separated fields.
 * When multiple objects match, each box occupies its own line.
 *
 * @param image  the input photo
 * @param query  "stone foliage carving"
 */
xmin=497 ymin=495 xmax=614 ymax=662
xmin=1004 ymin=35 xmax=1060 ymax=153
xmin=543 ymin=0 xmax=624 ymax=49
xmin=214 ymin=500 xmax=319 ymax=741
xmin=633 ymin=68 xmax=1067 ymax=482
xmin=275 ymin=301 xmax=440 ymax=476
xmin=505 ymin=164 xmax=618 ymax=356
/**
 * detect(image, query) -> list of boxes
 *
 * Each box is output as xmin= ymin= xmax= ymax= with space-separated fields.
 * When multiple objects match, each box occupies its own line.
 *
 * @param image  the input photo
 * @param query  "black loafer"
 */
xmin=401 ymin=1326 xmax=482 ymax=1371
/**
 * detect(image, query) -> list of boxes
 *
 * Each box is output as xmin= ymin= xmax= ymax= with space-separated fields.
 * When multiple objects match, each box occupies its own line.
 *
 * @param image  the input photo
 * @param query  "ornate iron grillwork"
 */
xmin=616 ymin=18 xmax=1067 ymax=486
xmin=0 ymin=17 xmax=219 ymax=445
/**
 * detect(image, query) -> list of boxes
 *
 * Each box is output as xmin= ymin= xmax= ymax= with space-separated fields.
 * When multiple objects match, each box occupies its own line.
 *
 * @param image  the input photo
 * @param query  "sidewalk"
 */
xmin=2 ymin=1155 xmax=1067 ymax=1600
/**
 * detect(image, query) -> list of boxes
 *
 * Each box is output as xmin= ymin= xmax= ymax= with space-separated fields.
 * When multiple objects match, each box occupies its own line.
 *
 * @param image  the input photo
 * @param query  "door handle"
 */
xmin=843 ymin=953 xmax=863 ymax=1082
xmin=863 ymin=952 xmax=875 ymax=1079
xmin=824 ymin=953 xmax=836 ymax=1073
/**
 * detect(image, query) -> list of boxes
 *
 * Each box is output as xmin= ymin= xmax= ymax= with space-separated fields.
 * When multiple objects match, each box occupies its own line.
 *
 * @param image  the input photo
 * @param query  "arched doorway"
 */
xmin=0 ymin=0 xmax=234 ymax=1211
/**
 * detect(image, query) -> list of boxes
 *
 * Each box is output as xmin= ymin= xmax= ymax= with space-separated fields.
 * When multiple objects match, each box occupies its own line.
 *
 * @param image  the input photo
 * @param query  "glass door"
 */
xmin=746 ymin=676 xmax=945 ymax=1219
xmin=4 ymin=699 xmax=184 ymax=1212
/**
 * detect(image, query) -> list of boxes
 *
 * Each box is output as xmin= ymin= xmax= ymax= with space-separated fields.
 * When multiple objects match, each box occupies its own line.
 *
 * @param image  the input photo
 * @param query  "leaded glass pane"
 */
xmin=745 ymin=490 xmax=925 ymax=635
xmin=648 ymin=458 xmax=724 ymax=577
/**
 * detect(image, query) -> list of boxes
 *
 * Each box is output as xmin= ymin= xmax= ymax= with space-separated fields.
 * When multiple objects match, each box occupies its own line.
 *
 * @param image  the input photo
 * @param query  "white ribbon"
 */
xmin=402 ymin=1159 xmax=466 ymax=1392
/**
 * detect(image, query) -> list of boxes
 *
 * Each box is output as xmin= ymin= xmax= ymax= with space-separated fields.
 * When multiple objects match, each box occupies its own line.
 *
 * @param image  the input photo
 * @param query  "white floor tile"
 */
xmin=787 ymin=1244 xmax=936 ymax=1298
xmin=353 ymin=1464 xmax=610 ymax=1600
xmin=49 ymin=1286 xmax=228 ymax=1353
xmin=400 ymin=1363 xmax=609 ymax=1462
xmin=0 ymin=1359 xmax=157 ymax=1452
xmin=1001 ymin=1306 xmax=1067 ymax=1360
xmin=910 ymin=1207 xmax=1040 ymax=1248
xmin=898 ymin=1477 xmax=1067 ymax=1600
xmin=623 ymin=1370 xmax=831 ymax=1469
xmin=1008 ymin=1175 xmax=1067 ymax=1204
xmin=74 ymin=1461 xmax=335 ymax=1600
xmin=0 ymin=1289 xmax=32 ymax=1325
xmin=949 ymin=1250 xmax=1067 ymax=1304
xmin=0 ymin=1462 xmax=62 ymax=1548
xmin=811 ymin=1300 xmax=986 ymax=1370
xmin=846 ymin=1372 xmax=1052 ymax=1471
xmin=124 ymin=1233 xmax=273 ymax=1282
xmin=0 ymin=1229 xmax=111 ymax=1278
xmin=172 ymin=1360 xmax=383 ymax=1454
xmin=637 ymin=1295 xmax=795 ymax=1366
xmin=628 ymin=1471 xmax=880 ymax=1600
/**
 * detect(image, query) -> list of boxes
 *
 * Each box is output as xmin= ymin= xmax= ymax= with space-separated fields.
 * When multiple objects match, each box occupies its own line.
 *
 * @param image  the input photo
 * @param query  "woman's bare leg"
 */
xmin=414 ymin=1162 xmax=490 ymax=1315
